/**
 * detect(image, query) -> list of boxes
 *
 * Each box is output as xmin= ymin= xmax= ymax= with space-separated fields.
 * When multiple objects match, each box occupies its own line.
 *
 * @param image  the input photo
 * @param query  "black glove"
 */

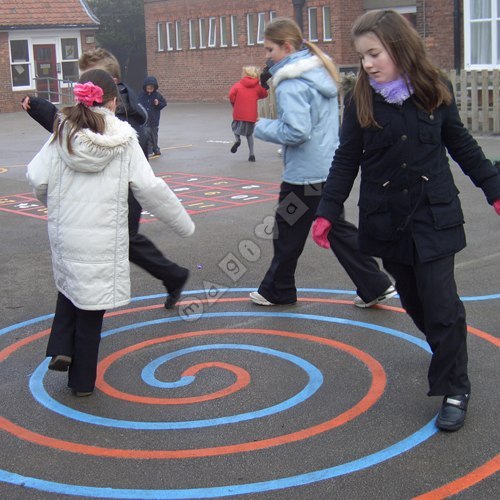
xmin=260 ymin=58 xmax=274 ymax=90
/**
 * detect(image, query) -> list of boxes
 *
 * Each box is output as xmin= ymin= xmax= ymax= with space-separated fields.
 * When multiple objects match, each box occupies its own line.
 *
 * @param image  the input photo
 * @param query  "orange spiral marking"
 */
xmin=96 ymin=355 xmax=251 ymax=404
xmin=412 ymin=454 xmax=500 ymax=499
xmin=0 ymin=328 xmax=386 ymax=459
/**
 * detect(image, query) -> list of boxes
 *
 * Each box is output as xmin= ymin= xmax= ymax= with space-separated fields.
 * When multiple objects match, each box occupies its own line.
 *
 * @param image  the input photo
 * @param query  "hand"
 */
xmin=154 ymin=99 xmax=159 ymax=106
xmin=21 ymin=96 xmax=31 ymax=111
xmin=312 ymin=217 xmax=332 ymax=249
xmin=493 ymin=199 xmax=500 ymax=215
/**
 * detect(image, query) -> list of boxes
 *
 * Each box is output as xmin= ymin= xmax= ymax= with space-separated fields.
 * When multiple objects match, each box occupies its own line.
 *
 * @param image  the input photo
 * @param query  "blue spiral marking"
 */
xmin=28 ymin=312 xmax=431 ymax=430
xmin=0 ymin=419 xmax=438 ymax=498
xmin=2 ymin=289 xmax=494 ymax=497
xmin=30 ymin=342 xmax=323 ymax=429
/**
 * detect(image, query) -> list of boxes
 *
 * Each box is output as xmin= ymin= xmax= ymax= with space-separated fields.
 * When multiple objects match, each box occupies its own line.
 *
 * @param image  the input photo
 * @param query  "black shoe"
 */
xmin=48 ymin=355 xmax=72 ymax=371
xmin=248 ymin=155 xmax=256 ymax=162
xmin=230 ymin=140 xmax=241 ymax=153
xmin=165 ymin=270 xmax=190 ymax=309
xmin=72 ymin=389 xmax=93 ymax=397
xmin=436 ymin=394 xmax=470 ymax=431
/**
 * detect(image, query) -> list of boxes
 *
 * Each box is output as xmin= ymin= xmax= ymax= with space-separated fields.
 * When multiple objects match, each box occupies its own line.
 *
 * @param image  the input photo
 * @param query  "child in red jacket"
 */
xmin=229 ymin=66 xmax=268 ymax=162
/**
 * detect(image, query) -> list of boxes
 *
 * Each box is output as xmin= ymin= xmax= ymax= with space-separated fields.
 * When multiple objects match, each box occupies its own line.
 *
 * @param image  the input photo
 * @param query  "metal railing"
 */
xmin=32 ymin=76 xmax=75 ymax=106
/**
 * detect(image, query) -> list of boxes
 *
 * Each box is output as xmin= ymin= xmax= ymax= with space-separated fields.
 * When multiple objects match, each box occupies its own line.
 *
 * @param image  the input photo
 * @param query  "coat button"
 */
xmin=429 ymin=114 xmax=434 ymax=120
xmin=402 ymin=188 xmax=409 ymax=194
xmin=401 ymin=163 xmax=407 ymax=169
xmin=401 ymin=134 xmax=408 ymax=141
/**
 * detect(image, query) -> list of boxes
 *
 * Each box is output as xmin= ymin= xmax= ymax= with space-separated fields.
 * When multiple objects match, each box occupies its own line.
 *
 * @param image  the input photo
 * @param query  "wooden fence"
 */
xmin=259 ymin=69 xmax=500 ymax=135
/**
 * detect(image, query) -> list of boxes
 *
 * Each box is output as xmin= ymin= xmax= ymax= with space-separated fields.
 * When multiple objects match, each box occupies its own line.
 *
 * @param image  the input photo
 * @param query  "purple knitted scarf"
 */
xmin=369 ymin=76 xmax=414 ymax=105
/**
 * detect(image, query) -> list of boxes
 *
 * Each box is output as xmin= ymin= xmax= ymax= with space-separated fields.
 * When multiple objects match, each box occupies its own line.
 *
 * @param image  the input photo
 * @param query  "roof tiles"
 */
xmin=0 ymin=0 xmax=99 ymax=28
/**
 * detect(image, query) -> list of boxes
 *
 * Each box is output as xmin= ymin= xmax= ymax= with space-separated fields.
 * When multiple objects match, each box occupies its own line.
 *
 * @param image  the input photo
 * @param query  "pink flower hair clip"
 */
xmin=73 ymin=82 xmax=104 ymax=107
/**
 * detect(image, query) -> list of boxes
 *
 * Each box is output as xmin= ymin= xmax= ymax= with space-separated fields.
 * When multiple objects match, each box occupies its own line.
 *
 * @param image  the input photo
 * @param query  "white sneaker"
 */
xmin=353 ymin=285 xmax=397 ymax=308
xmin=249 ymin=291 xmax=275 ymax=306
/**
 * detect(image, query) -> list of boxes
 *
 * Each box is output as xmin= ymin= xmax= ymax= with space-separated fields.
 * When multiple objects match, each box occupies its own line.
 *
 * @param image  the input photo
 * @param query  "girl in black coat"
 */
xmin=313 ymin=10 xmax=500 ymax=432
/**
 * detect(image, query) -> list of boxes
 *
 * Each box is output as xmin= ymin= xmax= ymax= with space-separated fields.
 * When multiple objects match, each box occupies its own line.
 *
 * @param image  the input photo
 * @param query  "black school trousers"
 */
xmin=258 ymin=182 xmax=392 ymax=304
xmin=46 ymin=292 xmax=105 ymax=392
xmin=128 ymin=189 xmax=188 ymax=293
xmin=383 ymin=254 xmax=470 ymax=397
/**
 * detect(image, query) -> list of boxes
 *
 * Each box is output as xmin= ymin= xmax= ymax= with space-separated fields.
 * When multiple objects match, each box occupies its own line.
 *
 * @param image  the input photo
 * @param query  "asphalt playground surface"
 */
xmin=0 ymin=102 xmax=499 ymax=500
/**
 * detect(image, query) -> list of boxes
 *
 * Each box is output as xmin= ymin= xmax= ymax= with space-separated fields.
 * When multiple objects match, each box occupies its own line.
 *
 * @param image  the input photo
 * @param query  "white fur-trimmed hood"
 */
xmin=55 ymin=106 xmax=138 ymax=173
xmin=271 ymin=52 xmax=337 ymax=99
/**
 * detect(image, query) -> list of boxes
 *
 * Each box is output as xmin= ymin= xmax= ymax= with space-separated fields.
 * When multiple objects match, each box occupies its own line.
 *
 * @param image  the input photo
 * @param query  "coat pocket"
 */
xmin=358 ymin=196 xmax=394 ymax=241
xmin=362 ymin=120 xmax=394 ymax=152
xmin=426 ymin=182 xmax=464 ymax=229
xmin=417 ymin=109 xmax=441 ymax=144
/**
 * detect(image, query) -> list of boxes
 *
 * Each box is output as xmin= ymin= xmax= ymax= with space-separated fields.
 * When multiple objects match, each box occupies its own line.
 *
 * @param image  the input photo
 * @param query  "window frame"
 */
xmin=231 ymin=15 xmax=239 ymax=47
xmin=199 ymin=18 xmax=207 ymax=49
xmin=175 ymin=20 xmax=182 ymax=50
xmin=308 ymin=7 xmax=318 ymax=42
xmin=247 ymin=13 xmax=256 ymax=45
xmin=464 ymin=0 xmax=499 ymax=69
xmin=9 ymin=38 xmax=31 ymax=90
xmin=157 ymin=22 xmax=166 ymax=51
xmin=208 ymin=17 xmax=217 ymax=47
xmin=166 ymin=22 xmax=174 ymax=51
xmin=257 ymin=12 xmax=266 ymax=44
xmin=189 ymin=19 xmax=198 ymax=49
xmin=323 ymin=6 xmax=332 ymax=41
xmin=220 ymin=16 xmax=228 ymax=47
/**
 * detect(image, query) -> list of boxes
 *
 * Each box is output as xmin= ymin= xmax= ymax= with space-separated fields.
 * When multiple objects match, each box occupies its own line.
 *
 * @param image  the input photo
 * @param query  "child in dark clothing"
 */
xmin=138 ymin=76 xmax=167 ymax=158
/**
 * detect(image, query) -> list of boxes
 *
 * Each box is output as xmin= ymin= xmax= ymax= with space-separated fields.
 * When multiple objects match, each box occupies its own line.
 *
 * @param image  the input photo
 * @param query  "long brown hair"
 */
xmin=351 ymin=10 xmax=452 ymax=128
xmin=264 ymin=18 xmax=340 ymax=82
xmin=53 ymin=69 xmax=118 ymax=153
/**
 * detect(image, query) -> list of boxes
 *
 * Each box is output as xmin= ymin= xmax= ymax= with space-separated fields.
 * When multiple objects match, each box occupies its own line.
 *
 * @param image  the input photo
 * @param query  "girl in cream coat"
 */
xmin=27 ymin=69 xmax=194 ymax=396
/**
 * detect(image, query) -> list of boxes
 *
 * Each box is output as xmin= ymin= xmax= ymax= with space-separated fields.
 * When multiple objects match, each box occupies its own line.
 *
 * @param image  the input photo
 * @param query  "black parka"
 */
xmin=316 ymin=83 xmax=500 ymax=264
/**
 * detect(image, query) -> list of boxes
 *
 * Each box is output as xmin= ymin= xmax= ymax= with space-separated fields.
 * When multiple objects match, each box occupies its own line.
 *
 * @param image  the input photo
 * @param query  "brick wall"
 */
xmin=416 ymin=0 xmax=457 ymax=70
xmin=145 ymin=0 xmax=460 ymax=103
xmin=144 ymin=0 xmax=365 ymax=102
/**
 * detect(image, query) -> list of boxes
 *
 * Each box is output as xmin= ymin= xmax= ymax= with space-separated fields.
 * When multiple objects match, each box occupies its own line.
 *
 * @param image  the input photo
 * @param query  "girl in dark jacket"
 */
xmin=229 ymin=66 xmax=268 ymax=162
xmin=313 ymin=10 xmax=500 ymax=432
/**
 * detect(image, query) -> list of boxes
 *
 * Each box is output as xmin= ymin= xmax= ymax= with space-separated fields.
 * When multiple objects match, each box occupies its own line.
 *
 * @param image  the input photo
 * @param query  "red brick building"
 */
xmin=0 ymin=0 xmax=98 ymax=113
xmin=144 ymin=0 xmax=499 ymax=102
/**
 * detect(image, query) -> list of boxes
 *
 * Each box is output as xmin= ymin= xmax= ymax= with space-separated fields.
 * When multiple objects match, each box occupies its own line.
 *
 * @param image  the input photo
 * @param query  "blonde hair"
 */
xmin=351 ymin=10 xmax=452 ymax=127
xmin=79 ymin=48 xmax=121 ymax=81
xmin=242 ymin=66 xmax=260 ymax=79
xmin=264 ymin=18 xmax=340 ymax=82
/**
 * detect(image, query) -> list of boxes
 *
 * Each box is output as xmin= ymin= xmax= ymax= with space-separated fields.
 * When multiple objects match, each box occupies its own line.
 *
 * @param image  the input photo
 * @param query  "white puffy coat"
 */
xmin=27 ymin=107 xmax=194 ymax=310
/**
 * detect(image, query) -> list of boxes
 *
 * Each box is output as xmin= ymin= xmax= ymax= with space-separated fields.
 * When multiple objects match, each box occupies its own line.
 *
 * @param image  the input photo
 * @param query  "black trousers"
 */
xmin=128 ymin=189 xmax=188 ymax=294
xmin=258 ymin=182 xmax=392 ymax=304
xmin=46 ymin=292 xmax=105 ymax=392
xmin=383 ymin=254 xmax=470 ymax=396
xmin=143 ymin=125 xmax=160 ymax=154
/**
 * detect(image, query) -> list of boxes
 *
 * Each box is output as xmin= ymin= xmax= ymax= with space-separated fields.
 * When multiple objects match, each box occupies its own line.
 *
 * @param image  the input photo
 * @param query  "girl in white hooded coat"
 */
xmin=27 ymin=69 xmax=195 ymax=396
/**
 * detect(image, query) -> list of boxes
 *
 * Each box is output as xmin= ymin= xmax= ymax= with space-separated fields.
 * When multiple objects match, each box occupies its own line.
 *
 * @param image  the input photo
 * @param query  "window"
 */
xmin=231 ymin=15 xmax=238 ymax=46
xmin=323 ymin=6 xmax=332 ymax=41
xmin=176 ymin=21 xmax=182 ymax=50
xmin=166 ymin=22 xmax=174 ymax=51
xmin=270 ymin=11 xmax=277 ymax=21
xmin=189 ymin=19 xmax=198 ymax=49
xmin=464 ymin=0 xmax=499 ymax=67
xmin=247 ymin=13 xmax=256 ymax=45
xmin=208 ymin=17 xmax=217 ymax=47
xmin=61 ymin=38 xmax=79 ymax=82
xmin=10 ymin=39 xmax=31 ymax=87
xmin=308 ymin=7 xmax=318 ymax=41
xmin=257 ymin=12 xmax=266 ymax=44
xmin=220 ymin=16 xmax=228 ymax=47
xmin=199 ymin=18 xmax=207 ymax=49
xmin=157 ymin=22 xmax=166 ymax=51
